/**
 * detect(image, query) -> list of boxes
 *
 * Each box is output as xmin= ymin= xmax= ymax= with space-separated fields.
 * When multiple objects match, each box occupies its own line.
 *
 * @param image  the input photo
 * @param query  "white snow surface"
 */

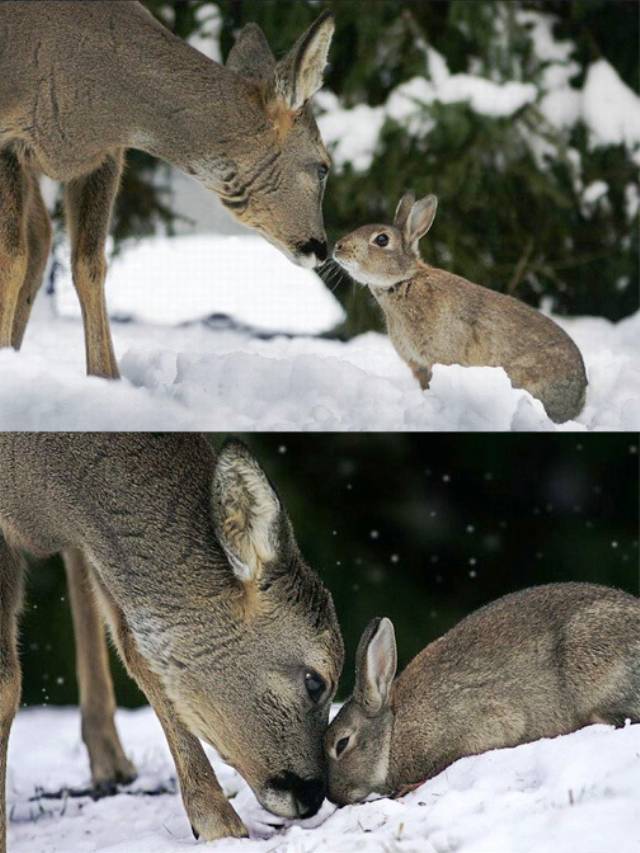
xmin=7 ymin=706 xmax=640 ymax=853
xmin=2 ymin=276 xmax=639 ymax=430
xmin=55 ymin=235 xmax=345 ymax=335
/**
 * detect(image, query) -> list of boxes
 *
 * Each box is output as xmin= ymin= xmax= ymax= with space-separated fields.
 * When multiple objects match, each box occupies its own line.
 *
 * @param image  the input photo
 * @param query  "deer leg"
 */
xmin=11 ymin=172 xmax=52 ymax=349
xmin=93 ymin=577 xmax=247 ymax=842
xmin=63 ymin=548 xmax=136 ymax=792
xmin=0 ymin=538 xmax=24 ymax=853
xmin=64 ymin=151 xmax=122 ymax=379
xmin=409 ymin=360 xmax=433 ymax=390
xmin=0 ymin=148 xmax=29 ymax=349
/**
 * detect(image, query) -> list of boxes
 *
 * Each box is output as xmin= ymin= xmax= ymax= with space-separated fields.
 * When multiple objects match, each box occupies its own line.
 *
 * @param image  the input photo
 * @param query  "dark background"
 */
xmin=83 ymin=0 xmax=640 ymax=339
xmin=20 ymin=434 xmax=639 ymax=707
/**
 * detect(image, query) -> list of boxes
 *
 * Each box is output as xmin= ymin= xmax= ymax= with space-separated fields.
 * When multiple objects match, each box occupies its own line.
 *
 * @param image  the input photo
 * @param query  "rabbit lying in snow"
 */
xmin=325 ymin=583 xmax=640 ymax=805
xmin=333 ymin=193 xmax=587 ymax=423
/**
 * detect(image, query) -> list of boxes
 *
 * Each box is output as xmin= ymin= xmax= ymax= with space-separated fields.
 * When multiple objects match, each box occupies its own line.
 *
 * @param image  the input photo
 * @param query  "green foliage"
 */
xmin=96 ymin=1 xmax=638 ymax=332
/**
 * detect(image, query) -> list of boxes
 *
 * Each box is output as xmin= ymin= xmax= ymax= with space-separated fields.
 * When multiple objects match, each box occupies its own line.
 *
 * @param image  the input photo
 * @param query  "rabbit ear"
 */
xmin=404 ymin=195 xmax=438 ymax=256
xmin=354 ymin=617 xmax=397 ymax=714
xmin=394 ymin=192 xmax=416 ymax=231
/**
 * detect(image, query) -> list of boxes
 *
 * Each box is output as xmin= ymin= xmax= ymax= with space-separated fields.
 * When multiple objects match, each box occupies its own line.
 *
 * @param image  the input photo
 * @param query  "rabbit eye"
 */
xmin=335 ymin=736 xmax=350 ymax=757
xmin=374 ymin=233 xmax=389 ymax=247
xmin=317 ymin=163 xmax=330 ymax=180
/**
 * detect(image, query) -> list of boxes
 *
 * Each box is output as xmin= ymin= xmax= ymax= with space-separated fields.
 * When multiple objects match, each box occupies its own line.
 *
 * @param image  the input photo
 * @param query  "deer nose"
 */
xmin=298 ymin=238 xmax=327 ymax=263
xmin=294 ymin=777 xmax=325 ymax=818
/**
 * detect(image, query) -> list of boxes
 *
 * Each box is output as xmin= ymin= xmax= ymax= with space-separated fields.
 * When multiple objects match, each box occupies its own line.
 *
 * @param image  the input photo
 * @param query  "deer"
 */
xmin=0 ymin=1 xmax=335 ymax=378
xmin=0 ymin=434 xmax=344 ymax=851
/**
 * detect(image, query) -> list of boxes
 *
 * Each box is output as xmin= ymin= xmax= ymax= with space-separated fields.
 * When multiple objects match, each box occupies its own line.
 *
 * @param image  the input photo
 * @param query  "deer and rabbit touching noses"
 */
xmin=0 ymin=1 xmax=334 ymax=378
xmin=0 ymin=2 xmax=588 ymax=423
xmin=0 ymin=435 xmax=636 ymax=851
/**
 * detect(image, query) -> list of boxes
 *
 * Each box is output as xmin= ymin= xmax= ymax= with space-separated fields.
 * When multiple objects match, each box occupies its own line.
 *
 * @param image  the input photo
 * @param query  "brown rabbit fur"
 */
xmin=333 ymin=193 xmax=588 ymax=423
xmin=325 ymin=583 xmax=640 ymax=805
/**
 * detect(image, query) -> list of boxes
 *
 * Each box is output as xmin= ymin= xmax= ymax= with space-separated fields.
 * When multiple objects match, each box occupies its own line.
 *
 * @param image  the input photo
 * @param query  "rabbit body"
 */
xmin=325 ymin=583 xmax=640 ymax=804
xmin=376 ymin=263 xmax=587 ymax=422
xmin=333 ymin=192 xmax=587 ymax=423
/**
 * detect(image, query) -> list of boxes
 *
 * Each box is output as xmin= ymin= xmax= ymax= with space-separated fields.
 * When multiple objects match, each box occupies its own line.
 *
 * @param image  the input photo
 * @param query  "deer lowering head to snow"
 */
xmin=0 ymin=434 xmax=344 ymax=850
xmin=0 ymin=1 xmax=335 ymax=377
xmin=333 ymin=193 xmax=588 ymax=423
xmin=325 ymin=583 xmax=640 ymax=805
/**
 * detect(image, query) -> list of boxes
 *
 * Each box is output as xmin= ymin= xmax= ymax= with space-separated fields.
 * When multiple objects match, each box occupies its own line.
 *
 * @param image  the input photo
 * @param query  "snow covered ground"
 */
xmin=7 ymin=706 xmax=640 ymax=853
xmin=1 ymin=256 xmax=637 ymax=431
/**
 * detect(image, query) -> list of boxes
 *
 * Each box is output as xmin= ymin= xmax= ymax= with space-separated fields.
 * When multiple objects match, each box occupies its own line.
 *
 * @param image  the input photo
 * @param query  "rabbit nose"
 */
xmin=334 ymin=240 xmax=345 ymax=254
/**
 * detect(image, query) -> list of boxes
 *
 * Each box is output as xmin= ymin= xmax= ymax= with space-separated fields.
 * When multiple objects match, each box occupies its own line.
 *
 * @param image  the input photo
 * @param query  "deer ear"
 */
xmin=404 ymin=195 xmax=438 ymax=256
xmin=354 ymin=618 xmax=397 ymax=714
xmin=211 ymin=440 xmax=282 ymax=584
xmin=226 ymin=23 xmax=276 ymax=81
xmin=274 ymin=11 xmax=335 ymax=111
xmin=394 ymin=192 xmax=416 ymax=231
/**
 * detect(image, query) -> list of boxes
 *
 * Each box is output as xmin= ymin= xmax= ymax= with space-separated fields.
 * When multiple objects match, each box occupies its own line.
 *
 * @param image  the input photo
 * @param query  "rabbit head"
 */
xmin=333 ymin=193 xmax=438 ymax=289
xmin=324 ymin=617 xmax=398 ymax=805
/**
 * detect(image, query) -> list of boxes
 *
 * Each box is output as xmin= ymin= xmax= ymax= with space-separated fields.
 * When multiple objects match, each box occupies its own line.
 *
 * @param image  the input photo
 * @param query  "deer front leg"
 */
xmin=11 ymin=172 xmax=52 ymax=350
xmin=95 ymin=581 xmax=247 ymax=841
xmin=408 ymin=360 xmax=433 ymax=390
xmin=0 ymin=148 xmax=29 ymax=349
xmin=64 ymin=151 xmax=123 ymax=379
xmin=64 ymin=549 xmax=136 ymax=792
xmin=0 ymin=538 xmax=24 ymax=853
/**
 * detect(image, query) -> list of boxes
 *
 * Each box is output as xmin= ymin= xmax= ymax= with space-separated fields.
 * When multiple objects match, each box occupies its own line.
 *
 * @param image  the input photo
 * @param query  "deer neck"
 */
xmin=112 ymin=34 xmax=268 ymax=187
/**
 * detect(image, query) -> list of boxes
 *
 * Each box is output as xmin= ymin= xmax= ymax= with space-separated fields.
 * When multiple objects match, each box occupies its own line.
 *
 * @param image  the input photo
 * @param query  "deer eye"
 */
xmin=374 ymin=233 xmax=389 ymax=247
xmin=304 ymin=670 xmax=326 ymax=703
xmin=317 ymin=163 xmax=330 ymax=180
xmin=335 ymin=735 xmax=350 ymax=757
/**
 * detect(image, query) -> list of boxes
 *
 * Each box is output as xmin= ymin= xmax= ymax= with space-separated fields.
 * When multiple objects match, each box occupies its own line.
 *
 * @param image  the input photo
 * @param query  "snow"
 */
xmin=187 ymin=3 xmax=222 ymax=63
xmin=539 ymin=87 xmax=581 ymax=131
xmin=55 ymin=235 xmax=345 ymax=335
xmin=316 ymin=97 xmax=386 ymax=172
xmin=318 ymin=9 xmax=640 ymax=175
xmin=581 ymin=180 xmax=609 ymax=214
xmin=582 ymin=60 xmax=640 ymax=150
xmin=1 ymin=281 xmax=638 ymax=430
xmin=516 ymin=10 xmax=575 ymax=64
xmin=7 ymin=706 xmax=640 ymax=852
xmin=318 ymin=48 xmax=537 ymax=171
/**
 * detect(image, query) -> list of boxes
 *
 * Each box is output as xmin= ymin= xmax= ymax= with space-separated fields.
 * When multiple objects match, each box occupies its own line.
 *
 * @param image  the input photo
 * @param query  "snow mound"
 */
xmin=3 ymin=294 xmax=638 ymax=430
xmin=7 ymin=706 xmax=640 ymax=852
xmin=55 ymin=234 xmax=345 ymax=336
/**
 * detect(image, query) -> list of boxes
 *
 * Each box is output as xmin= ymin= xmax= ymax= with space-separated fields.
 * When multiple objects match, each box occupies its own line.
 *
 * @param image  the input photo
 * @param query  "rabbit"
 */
xmin=325 ymin=582 xmax=640 ymax=805
xmin=333 ymin=193 xmax=588 ymax=423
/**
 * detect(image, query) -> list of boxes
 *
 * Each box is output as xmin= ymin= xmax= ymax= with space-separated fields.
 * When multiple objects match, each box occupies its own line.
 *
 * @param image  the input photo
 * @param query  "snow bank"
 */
xmin=7 ymin=706 xmax=640 ymax=852
xmin=54 ymin=235 xmax=345 ymax=335
xmin=2 ymin=294 xmax=638 ymax=431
